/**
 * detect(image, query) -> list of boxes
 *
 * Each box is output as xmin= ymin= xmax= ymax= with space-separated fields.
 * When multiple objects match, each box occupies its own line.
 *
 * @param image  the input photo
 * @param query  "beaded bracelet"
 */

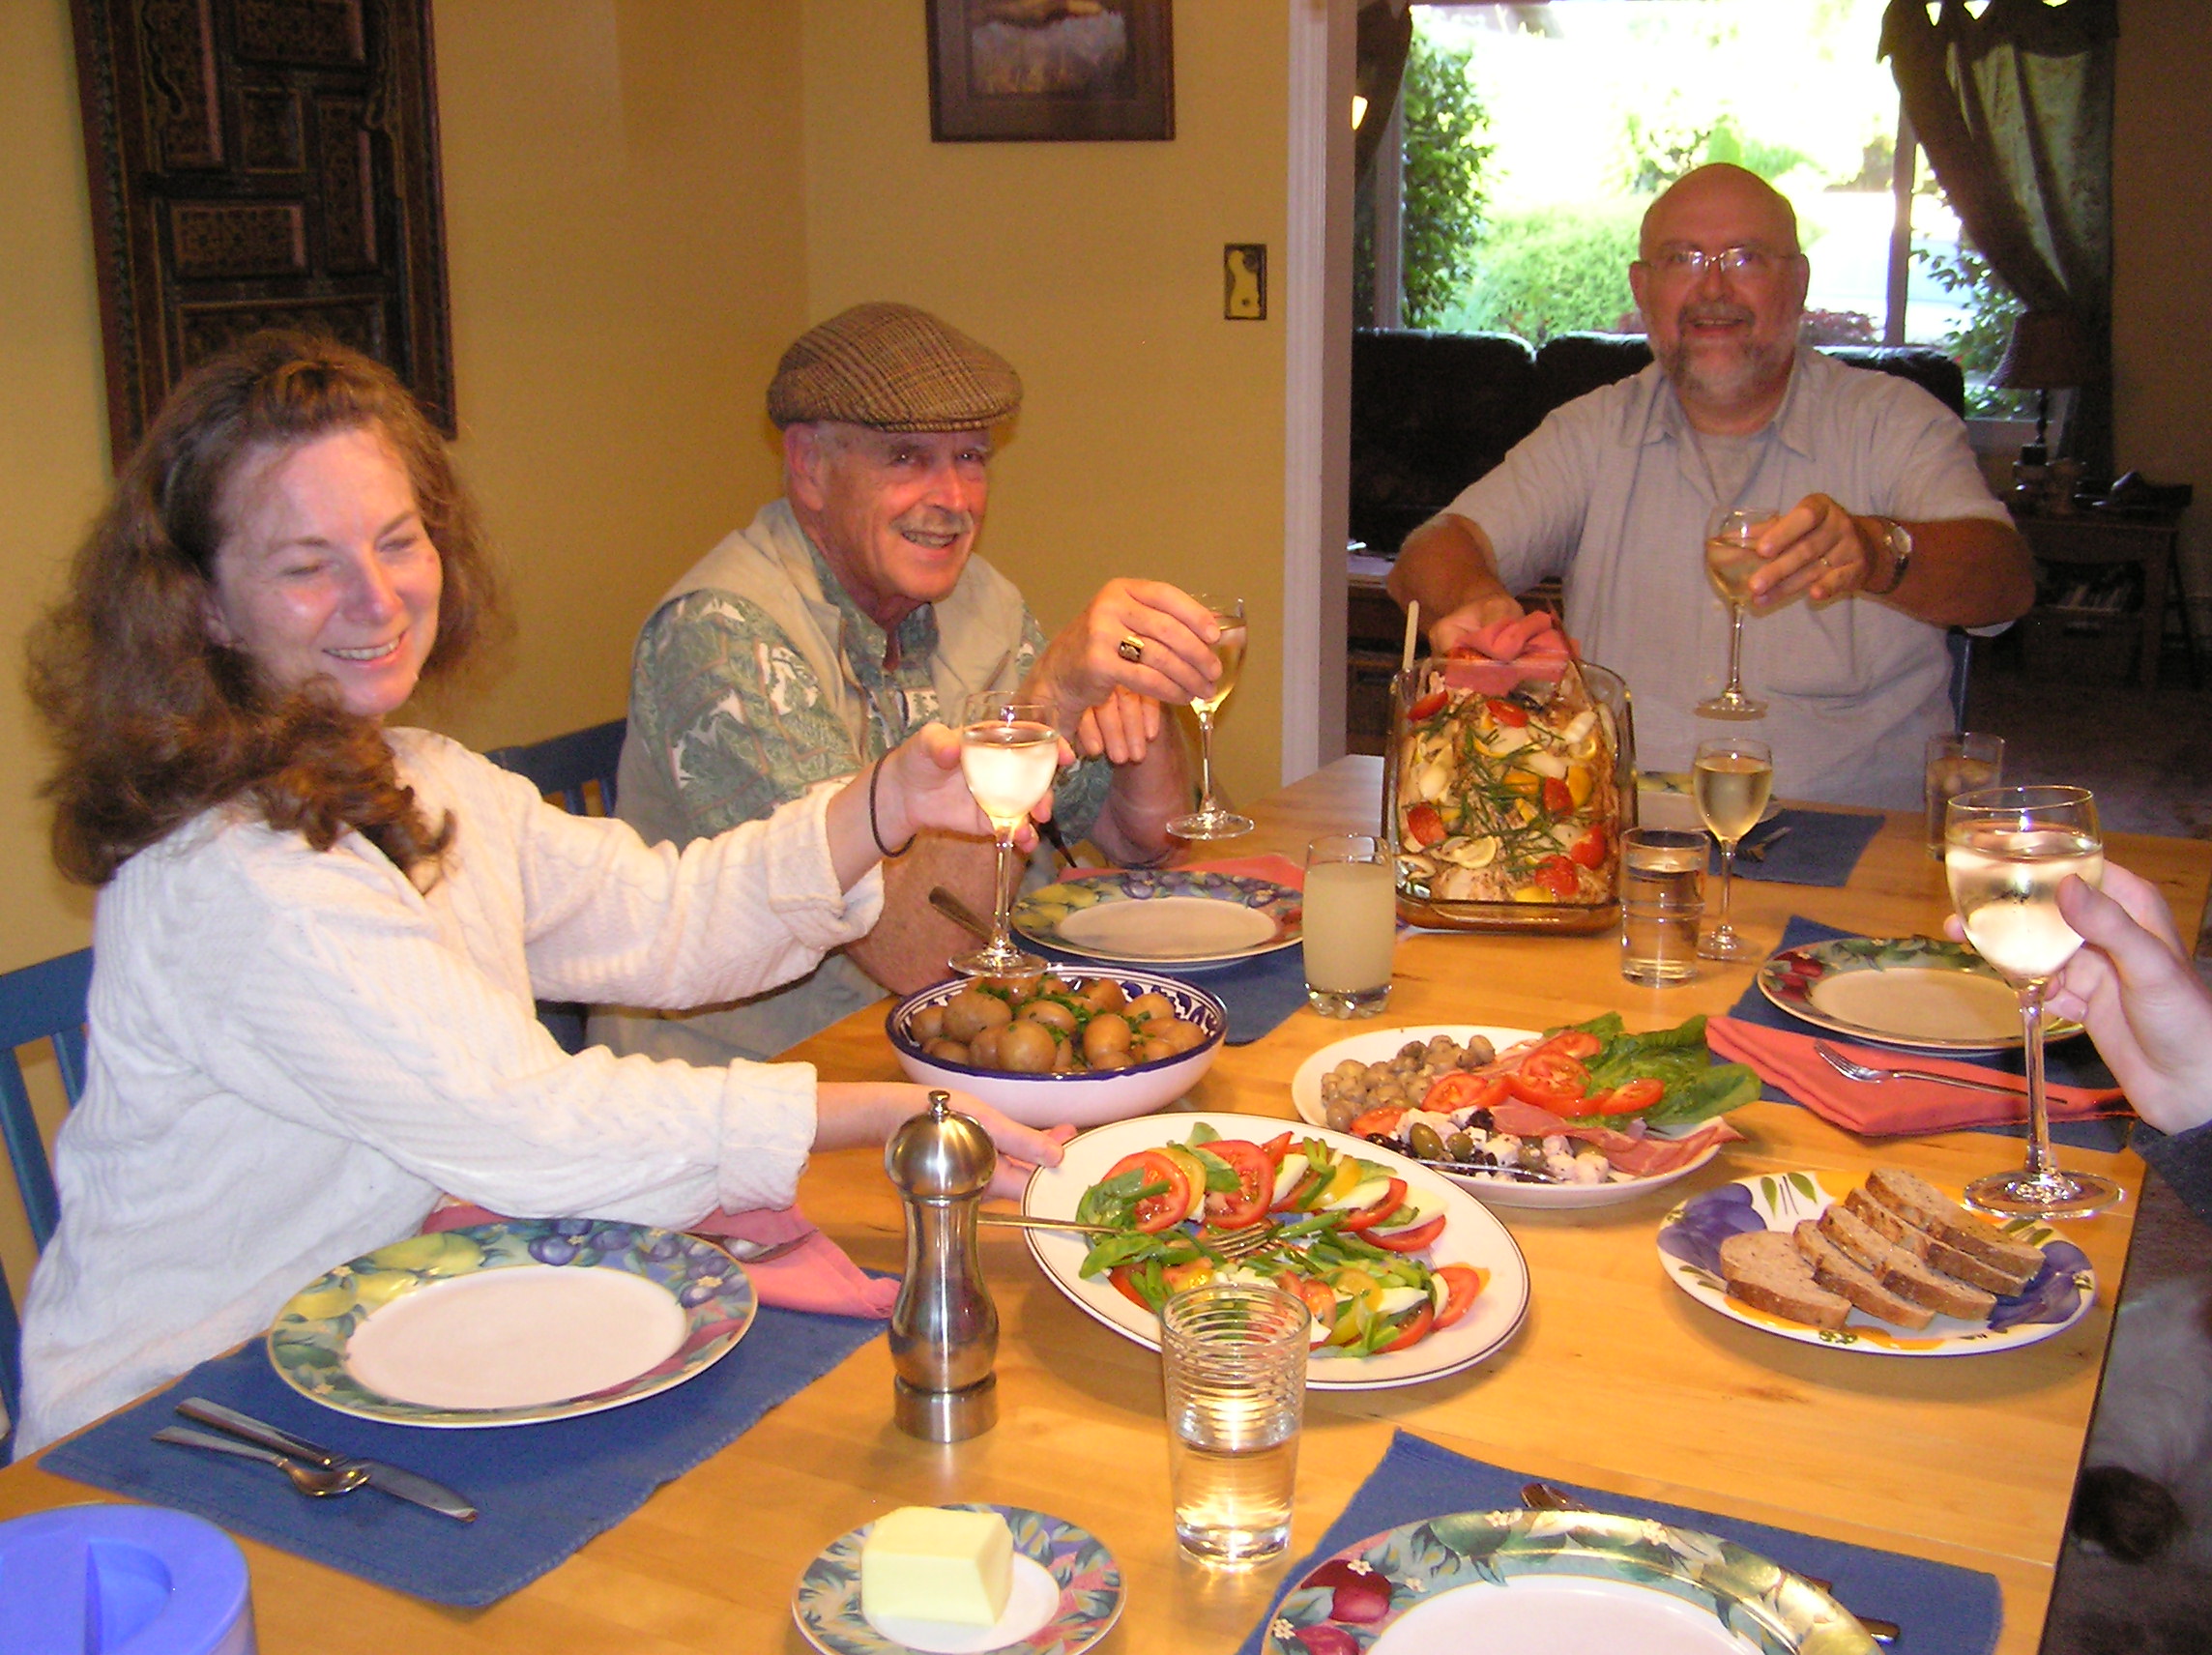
xmin=867 ymin=759 xmax=917 ymax=858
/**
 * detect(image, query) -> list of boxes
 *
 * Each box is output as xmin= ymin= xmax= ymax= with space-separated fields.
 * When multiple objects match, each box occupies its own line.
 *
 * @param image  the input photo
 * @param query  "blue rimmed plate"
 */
xmin=1012 ymin=869 xmax=1300 ymax=969
xmin=794 ymin=1504 xmax=1121 ymax=1655
xmin=1262 ymin=1508 xmax=1875 ymax=1654
xmin=268 ymin=1219 xmax=756 ymax=1426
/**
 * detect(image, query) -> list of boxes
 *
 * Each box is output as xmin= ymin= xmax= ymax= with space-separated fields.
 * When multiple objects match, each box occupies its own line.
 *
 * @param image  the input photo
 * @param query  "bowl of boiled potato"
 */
xmin=886 ymin=969 xmax=1228 ymax=1127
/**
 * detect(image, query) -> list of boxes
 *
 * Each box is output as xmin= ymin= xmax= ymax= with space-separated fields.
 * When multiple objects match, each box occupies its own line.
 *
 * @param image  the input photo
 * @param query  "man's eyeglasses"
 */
xmin=1645 ymin=245 xmax=1791 ymax=280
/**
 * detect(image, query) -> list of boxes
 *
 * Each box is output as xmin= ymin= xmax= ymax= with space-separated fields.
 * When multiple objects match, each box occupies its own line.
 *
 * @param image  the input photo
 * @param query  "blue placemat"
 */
xmin=1735 ymin=915 xmax=2131 ymax=1153
xmin=1710 ymin=808 xmax=1887 ymax=887
xmin=1034 ymin=941 xmax=1310 ymax=1047
xmin=41 ymin=1302 xmax=886 ymax=1607
xmin=1235 ymin=1429 xmax=2000 ymax=1655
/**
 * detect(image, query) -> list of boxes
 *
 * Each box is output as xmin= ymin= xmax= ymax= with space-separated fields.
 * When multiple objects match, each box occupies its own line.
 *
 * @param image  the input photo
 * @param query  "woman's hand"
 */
xmin=875 ymin=722 xmax=1073 ymax=850
xmin=814 ymin=1083 xmax=1077 ymax=1199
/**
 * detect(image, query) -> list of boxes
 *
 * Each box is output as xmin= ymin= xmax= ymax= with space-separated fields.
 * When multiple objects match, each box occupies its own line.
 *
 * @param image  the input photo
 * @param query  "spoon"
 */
xmin=929 ymin=886 xmax=995 ymax=940
xmin=1519 ymin=1482 xmax=1899 ymax=1643
xmin=1740 ymin=823 xmax=1795 ymax=862
xmin=155 ymin=1426 xmax=371 ymax=1497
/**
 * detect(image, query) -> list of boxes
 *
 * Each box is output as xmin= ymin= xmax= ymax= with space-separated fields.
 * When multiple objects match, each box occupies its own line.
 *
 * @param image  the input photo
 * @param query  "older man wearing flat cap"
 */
xmin=593 ymin=302 xmax=1219 ymax=1065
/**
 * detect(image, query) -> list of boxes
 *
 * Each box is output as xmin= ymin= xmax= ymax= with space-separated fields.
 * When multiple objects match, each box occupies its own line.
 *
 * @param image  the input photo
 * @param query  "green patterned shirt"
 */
xmin=626 ymin=535 xmax=1110 ymax=841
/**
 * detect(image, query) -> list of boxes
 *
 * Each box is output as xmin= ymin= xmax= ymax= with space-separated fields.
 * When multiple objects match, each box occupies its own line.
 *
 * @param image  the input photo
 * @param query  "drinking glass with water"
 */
xmin=1159 ymin=1282 xmax=1309 ymax=1565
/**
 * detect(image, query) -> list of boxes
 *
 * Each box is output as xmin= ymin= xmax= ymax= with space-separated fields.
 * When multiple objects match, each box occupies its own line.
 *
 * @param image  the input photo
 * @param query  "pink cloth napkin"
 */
xmin=1179 ymin=852 xmax=1305 ymax=890
xmin=422 ymin=1201 xmax=898 ymax=1319
xmin=1439 ymin=612 xmax=1577 ymax=695
xmin=1706 ymin=1014 xmax=2128 ymax=1138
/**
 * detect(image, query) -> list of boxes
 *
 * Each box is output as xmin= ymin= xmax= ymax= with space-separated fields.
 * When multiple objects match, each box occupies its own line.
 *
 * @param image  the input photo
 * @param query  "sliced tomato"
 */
xmin=1102 ymin=1149 xmax=1194 ymax=1233
xmin=1162 ymin=1258 xmax=1216 ymax=1293
xmin=1532 ymin=854 xmax=1581 ymax=901
xmin=1586 ymin=1077 xmax=1665 ymax=1117
xmin=1261 ymin=1131 xmax=1294 ymax=1170
xmin=1407 ymin=688 xmax=1448 ymax=721
xmin=1202 ymin=1139 xmax=1274 ymax=1230
xmin=1281 ymin=1161 xmax=1335 ymax=1212
xmin=1567 ymin=826 xmax=1609 ymax=869
xmin=1420 ymin=1071 xmax=1508 ymax=1115
xmin=1485 ymin=697 xmax=1529 ymax=728
xmin=1540 ymin=776 xmax=1575 ymax=816
xmin=1366 ymin=1213 xmax=1448 ymax=1253
xmin=1348 ymin=1104 xmax=1411 ymax=1141
xmin=1335 ymin=1177 xmax=1408 ymax=1234
xmin=1405 ymin=803 xmax=1447 ymax=849
xmin=1531 ymin=1031 xmax=1603 ymax=1062
xmin=1107 ymin=1265 xmax=1151 ymax=1310
xmin=1378 ymin=1302 xmax=1435 ymax=1353
xmin=1506 ymin=1051 xmax=1587 ymax=1107
xmin=1431 ymin=1263 xmax=1488 ymax=1329
xmin=1277 ymin=1272 xmax=1338 ymax=1335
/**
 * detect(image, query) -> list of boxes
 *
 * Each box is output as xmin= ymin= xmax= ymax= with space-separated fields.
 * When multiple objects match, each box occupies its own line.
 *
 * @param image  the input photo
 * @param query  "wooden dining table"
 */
xmin=4 ymin=756 xmax=2206 ymax=1654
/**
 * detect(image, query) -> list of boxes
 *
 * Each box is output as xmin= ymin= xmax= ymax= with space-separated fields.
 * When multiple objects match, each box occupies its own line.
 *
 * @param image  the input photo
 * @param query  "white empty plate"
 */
xmin=1808 ymin=966 xmax=2021 ymax=1044
xmin=343 ymin=1263 xmax=686 ymax=1411
xmin=1054 ymin=896 xmax=1279 ymax=958
xmin=1375 ymin=1577 xmax=1762 ymax=1654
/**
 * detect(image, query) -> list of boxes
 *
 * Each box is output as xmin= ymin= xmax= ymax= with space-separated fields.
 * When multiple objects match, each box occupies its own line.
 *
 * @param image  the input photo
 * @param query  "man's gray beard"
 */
xmin=1659 ymin=326 xmax=1799 ymax=409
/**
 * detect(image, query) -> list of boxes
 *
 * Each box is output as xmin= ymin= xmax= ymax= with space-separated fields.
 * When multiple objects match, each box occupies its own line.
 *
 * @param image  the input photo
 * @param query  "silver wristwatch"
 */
xmin=1865 ymin=517 xmax=1913 ymax=595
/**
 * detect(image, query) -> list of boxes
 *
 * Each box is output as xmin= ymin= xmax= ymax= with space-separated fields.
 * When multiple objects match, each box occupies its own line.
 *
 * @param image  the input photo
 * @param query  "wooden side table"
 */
xmin=2017 ymin=509 xmax=2200 ymax=690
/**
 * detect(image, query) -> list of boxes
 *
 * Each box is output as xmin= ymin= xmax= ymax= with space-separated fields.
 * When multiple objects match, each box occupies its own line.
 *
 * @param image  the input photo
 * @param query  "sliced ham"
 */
xmin=1586 ymin=1118 xmax=1744 ymax=1178
xmin=1488 ymin=1099 xmax=1570 ymax=1138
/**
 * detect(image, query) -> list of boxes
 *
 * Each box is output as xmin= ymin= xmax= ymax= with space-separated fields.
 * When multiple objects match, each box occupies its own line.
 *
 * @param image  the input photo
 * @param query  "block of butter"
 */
xmin=859 ymin=1505 xmax=1014 ymax=1628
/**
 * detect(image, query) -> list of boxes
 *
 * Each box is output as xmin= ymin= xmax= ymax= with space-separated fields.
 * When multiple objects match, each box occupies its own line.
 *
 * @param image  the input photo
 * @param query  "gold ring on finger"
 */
xmin=1117 ymin=633 xmax=1145 ymax=664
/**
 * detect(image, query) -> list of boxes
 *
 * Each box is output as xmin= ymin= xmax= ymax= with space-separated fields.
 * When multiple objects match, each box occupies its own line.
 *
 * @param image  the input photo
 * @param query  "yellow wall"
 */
xmin=799 ymin=2 xmax=1291 ymax=810
xmin=2112 ymin=0 xmax=2212 ymax=623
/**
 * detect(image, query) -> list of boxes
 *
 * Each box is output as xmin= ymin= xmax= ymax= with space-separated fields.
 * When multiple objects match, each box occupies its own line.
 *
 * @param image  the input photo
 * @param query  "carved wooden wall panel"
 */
xmin=71 ymin=0 xmax=454 ymax=463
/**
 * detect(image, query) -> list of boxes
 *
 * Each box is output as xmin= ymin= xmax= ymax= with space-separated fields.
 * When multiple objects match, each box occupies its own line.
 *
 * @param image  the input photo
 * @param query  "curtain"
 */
xmin=1879 ymin=0 xmax=2117 ymax=474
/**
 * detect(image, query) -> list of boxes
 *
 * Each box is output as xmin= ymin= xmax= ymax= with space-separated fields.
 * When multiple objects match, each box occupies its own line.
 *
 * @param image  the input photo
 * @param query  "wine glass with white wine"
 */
xmin=1693 ymin=735 xmax=1773 ymax=962
xmin=949 ymin=692 xmax=1059 ymax=978
xmin=1945 ymin=785 xmax=2122 ymax=1218
xmin=1697 ymin=508 xmax=1769 ymax=719
xmin=1165 ymin=595 xmax=1253 ymax=841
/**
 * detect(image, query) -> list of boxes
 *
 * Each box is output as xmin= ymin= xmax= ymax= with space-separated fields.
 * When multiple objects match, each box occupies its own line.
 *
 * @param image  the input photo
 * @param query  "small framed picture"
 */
xmin=927 ymin=1 xmax=1175 ymax=143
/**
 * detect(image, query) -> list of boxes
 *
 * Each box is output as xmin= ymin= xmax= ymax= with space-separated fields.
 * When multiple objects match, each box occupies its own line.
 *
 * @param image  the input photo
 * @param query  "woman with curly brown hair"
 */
xmin=14 ymin=333 xmax=1066 ymax=1456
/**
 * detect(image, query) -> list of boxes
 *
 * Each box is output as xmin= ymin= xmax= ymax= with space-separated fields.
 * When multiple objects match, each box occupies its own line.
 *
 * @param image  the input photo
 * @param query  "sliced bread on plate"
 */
xmin=1720 ymin=1230 xmax=1849 ymax=1331
xmin=1843 ymin=1185 xmax=2038 ymax=1295
xmin=1818 ymin=1203 xmax=1996 ymax=1321
xmin=1864 ymin=1166 xmax=2047 ymax=1277
xmin=1791 ymin=1221 xmax=1936 ymax=1331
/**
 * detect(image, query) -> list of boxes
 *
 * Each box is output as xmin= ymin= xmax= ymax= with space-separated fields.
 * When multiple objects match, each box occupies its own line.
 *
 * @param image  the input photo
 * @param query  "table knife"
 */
xmin=177 ymin=1397 xmax=479 ymax=1523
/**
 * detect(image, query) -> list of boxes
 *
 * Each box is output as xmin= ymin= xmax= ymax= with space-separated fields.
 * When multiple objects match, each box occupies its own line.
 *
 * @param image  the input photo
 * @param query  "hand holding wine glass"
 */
xmin=1692 ymin=735 xmax=1772 ymax=963
xmin=949 ymin=692 xmax=1061 ymax=978
xmin=1944 ymin=785 xmax=2122 ymax=1218
xmin=1697 ymin=508 xmax=1770 ymax=720
xmin=1165 ymin=595 xmax=1253 ymax=841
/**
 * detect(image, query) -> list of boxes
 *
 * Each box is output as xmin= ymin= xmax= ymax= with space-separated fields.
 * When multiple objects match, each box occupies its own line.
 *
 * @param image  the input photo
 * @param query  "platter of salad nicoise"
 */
xmin=1019 ymin=1113 xmax=1530 ymax=1390
xmin=1290 ymin=1016 xmax=1760 ymax=1211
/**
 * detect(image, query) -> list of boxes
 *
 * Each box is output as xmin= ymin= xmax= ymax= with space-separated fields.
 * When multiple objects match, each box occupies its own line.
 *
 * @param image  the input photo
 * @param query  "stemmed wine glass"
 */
xmin=949 ymin=692 xmax=1058 ymax=978
xmin=1693 ymin=734 xmax=1773 ymax=962
xmin=1945 ymin=785 xmax=2123 ymax=1218
xmin=1697 ymin=508 xmax=1769 ymax=719
xmin=1165 ymin=595 xmax=1253 ymax=841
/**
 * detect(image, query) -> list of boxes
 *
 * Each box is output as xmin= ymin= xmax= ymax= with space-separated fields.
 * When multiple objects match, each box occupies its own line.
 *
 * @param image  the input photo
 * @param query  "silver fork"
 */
xmin=1814 ymin=1040 xmax=2027 ymax=1095
xmin=1520 ymin=1482 xmax=1898 ymax=1644
xmin=978 ymin=1211 xmax=1291 ymax=1261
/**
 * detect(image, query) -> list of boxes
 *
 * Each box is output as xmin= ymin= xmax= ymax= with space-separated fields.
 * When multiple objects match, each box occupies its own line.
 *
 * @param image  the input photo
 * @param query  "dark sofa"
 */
xmin=1349 ymin=328 xmax=1967 ymax=558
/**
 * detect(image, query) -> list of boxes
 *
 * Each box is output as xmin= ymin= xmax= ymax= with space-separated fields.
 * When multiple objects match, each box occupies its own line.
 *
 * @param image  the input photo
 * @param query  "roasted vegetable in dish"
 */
xmin=907 ymin=973 xmax=1209 ymax=1074
xmin=1394 ymin=657 xmax=1620 ymax=906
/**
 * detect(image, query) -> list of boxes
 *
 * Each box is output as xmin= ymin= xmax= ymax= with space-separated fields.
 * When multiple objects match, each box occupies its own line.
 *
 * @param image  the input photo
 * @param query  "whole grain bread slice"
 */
xmin=1720 ymin=1230 xmax=1850 ymax=1331
xmin=1819 ymin=1203 xmax=1996 ymax=1321
xmin=1844 ymin=1185 xmax=2037 ymax=1295
xmin=1791 ymin=1221 xmax=1936 ymax=1330
xmin=1865 ymin=1166 xmax=2046 ymax=1276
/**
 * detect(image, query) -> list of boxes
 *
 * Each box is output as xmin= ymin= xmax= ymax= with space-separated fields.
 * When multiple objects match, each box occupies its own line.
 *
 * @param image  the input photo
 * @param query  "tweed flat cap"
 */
xmin=767 ymin=303 xmax=1023 ymax=432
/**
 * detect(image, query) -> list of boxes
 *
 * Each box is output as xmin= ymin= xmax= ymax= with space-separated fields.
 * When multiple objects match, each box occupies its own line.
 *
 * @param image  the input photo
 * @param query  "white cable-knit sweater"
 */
xmin=14 ymin=730 xmax=883 ymax=1456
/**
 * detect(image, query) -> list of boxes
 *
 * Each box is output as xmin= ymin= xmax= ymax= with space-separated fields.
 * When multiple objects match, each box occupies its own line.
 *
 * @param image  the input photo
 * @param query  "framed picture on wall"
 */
xmin=927 ymin=1 xmax=1174 ymax=142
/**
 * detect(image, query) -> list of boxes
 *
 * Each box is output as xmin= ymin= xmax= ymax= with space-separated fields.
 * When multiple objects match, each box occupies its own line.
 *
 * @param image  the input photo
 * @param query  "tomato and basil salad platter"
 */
xmin=1292 ymin=1016 xmax=1757 ymax=1212
xmin=1020 ymin=1113 xmax=1529 ymax=1391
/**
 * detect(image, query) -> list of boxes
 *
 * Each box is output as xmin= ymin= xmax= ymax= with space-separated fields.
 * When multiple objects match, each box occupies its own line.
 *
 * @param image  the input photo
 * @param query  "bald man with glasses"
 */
xmin=1388 ymin=163 xmax=2033 ymax=808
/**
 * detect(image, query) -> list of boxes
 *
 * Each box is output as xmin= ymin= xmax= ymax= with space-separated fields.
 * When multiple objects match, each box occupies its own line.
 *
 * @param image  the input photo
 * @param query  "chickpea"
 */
xmin=942 ymin=989 xmax=1012 ymax=1043
xmin=998 ymin=1020 xmax=1058 ymax=1073
xmin=1081 ymin=1013 xmax=1133 ymax=1066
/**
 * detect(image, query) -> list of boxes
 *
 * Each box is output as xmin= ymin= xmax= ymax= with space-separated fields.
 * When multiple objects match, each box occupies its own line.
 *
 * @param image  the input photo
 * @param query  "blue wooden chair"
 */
xmin=1 ymin=946 xmax=94 ymax=1445
xmin=485 ymin=718 xmax=626 ymax=1054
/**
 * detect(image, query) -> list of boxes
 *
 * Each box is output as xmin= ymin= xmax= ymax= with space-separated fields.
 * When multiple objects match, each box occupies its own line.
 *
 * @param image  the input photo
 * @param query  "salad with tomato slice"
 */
xmin=1070 ymin=1123 xmax=1489 ymax=1359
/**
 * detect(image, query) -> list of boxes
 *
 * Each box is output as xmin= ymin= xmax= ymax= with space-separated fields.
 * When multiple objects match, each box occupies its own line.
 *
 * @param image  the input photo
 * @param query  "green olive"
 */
xmin=908 ymin=1004 xmax=946 ymax=1044
xmin=941 ymin=989 xmax=1012 ymax=1043
xmin=1445 ymin=1130 xmax=1477 ymax=1163
xmin=1081 ymin=1013 xmax=1133 ymax=1065
xmin=1408 ymin=1121 xmax=1447 ymax=1163
xmin=998 ymin=1019 xmax=1058 ymax=1073
xmin=923 ymin=1038 xmax=973 ymax=1064
xmin=1020 ymin=999 xmax=1080 ymax=1036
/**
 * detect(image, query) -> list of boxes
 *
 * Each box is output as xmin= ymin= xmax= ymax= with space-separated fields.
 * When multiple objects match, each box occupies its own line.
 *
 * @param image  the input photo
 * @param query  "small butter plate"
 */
xmin=793 ymin=1504 xmax=1121 ymax=1655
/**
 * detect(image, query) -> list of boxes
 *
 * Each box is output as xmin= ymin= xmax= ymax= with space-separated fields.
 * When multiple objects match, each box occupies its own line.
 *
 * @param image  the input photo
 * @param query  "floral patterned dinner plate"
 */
xmin=1012 ymin=869 xmax=1301 ymax=969
xmin=268 ymin=1220 xmax=756 ymax=1427
xmin=1755 ymin=936 xmax=2083 ymax=1051
xmin=1262 ymin=1508 xmax=1876 ymax=1654
xmin=793 ymin=1504 xmax=1121 ymax=1655
xmin=1657 ymin=1171 xmax=2095 ymax=1357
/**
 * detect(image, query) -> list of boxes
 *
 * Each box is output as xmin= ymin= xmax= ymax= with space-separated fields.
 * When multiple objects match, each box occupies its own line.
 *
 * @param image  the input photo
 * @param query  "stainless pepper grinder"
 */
xmin=884 ymin=1089 xmax=999 ymax=1440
